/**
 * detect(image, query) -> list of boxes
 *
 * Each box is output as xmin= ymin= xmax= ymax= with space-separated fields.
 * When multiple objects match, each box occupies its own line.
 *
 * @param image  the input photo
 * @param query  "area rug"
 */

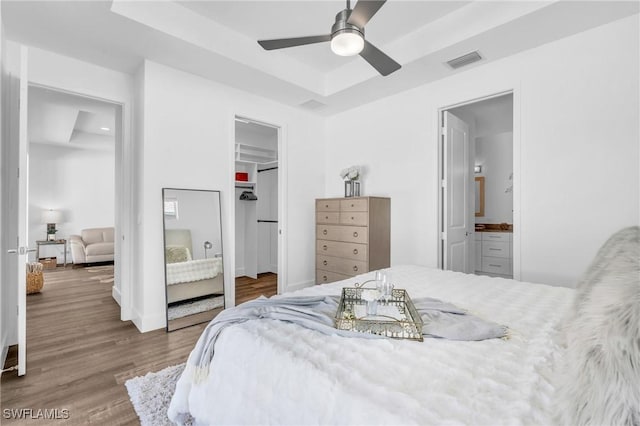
xmin=125 ymin=363 xmax=193 ymax=426
xmin=168 ymin=296 xmax=224 ymax=320
xmin=86 ymin=264 xmax=115 ymax=284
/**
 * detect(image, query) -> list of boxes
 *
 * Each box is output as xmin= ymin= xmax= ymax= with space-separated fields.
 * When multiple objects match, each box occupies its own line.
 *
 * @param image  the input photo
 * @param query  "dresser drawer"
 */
xmin=317 ymin=225 xmax=368 ymax=244
xmin=340 ymin=198 xmax=368 ymax=212
xmin=481 ymin=232 xmax=511 ymax=242
xmin=317 ymin=255 xmax=368 ymax=276
xmin=317 ymin=212 xmax=340 ymax=224
xmin=316 ymin=199 xmax=340 ymax=212
xmin=481 ymin=257 xmax=511 ymax=275
xmin=316 ymin=269 xmax=351 ymax=285
xmin=482 ymin=241 xmax=510 ymax=258
xmin=339 ymin=211 xmax=368 ymax=226
xmin=316 ymin=240 xmax=367 ymax=261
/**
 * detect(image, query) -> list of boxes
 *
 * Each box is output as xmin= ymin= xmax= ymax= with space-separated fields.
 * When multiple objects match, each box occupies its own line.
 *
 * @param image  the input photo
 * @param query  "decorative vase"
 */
xmin=344 ymin=180 xmax=353 ymax=197
xmin=344 ymin=180 xmax=361 ymax=198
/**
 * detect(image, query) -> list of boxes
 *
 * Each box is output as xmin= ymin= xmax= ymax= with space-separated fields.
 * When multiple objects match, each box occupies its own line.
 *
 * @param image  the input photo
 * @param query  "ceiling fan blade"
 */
xmin=347 ymin=0 xmax=386 ymax=28
xmin=258 ymin=35 xmax=331 ymax=50
xmin=359 ymin=40 xmax=401 ymax=76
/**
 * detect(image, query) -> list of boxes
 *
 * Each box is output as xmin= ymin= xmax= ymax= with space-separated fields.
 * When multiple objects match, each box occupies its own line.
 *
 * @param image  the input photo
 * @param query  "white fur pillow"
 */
xmin=555 ymin=227 xmax=640 ymax=425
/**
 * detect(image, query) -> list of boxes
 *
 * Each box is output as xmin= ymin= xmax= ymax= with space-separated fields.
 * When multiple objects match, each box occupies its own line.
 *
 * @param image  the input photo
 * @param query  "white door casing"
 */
xmin=443 ymin=111 xmax=473 ymax=273
xmin=8 ymin=46 xmax=31 ymax=376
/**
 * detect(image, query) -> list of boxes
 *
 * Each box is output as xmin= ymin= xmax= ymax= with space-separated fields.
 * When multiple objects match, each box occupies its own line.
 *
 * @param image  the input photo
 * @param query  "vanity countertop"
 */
xmin=475 ymin=223 xmax=513 ymax=233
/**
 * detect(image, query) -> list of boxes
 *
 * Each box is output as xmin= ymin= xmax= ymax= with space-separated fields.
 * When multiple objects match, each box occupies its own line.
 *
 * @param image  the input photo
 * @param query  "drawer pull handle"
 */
xmin=323 ymin=245 xmax=327 ymax=250
xmin=353 ymin=249 xmax=358 ymax=255
xmin=489 ymin=264 xmax=501 ymax=268
xmin=353 ymin=266 xmax=358 ymax=272
xmin=323 ymin=260 xmax=328 ymax=266
xmin=323 ymin=230 xmax=328 ymax=235
xmin=489 ymin=248 xmax=501 ymax=251
xmin=351 ymin=204 xmax=355 ymax=207
xmin=325 ymin=204 xmax=329 ymax=208
xmin=325 ymin=216 xmax=329 ymax=219
xmin=323 ymin=275 xmax=328 ymax=281
xmin=351 ymin=216 xmax=355 ymax=220
xmin=353 ymin=232 xmax=358 ymax=238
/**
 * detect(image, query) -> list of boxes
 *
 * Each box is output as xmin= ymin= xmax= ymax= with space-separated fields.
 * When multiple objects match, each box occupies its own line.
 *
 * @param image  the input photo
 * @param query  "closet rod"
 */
xmin=257 ymin=167 xmax=278 ymax=173
xmin=257 ymin=220 xmax=278 ymax=223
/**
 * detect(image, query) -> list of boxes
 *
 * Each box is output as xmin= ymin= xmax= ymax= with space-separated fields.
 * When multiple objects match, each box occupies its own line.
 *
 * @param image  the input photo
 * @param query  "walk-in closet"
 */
xmin=234 ymin=117 xmax=279 ymax=302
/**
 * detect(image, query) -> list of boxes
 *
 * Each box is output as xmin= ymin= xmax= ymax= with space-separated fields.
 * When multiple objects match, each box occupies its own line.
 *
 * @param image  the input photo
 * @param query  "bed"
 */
xmin=165 ymin=229 xmax=224 ymax=304
xmin=168 ymin=227 xmax=640 ymax=425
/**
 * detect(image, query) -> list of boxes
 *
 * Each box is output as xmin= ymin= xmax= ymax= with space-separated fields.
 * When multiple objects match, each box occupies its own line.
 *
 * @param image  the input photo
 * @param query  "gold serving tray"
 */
xmin=335 ymin=287 xmax=423 ymax=341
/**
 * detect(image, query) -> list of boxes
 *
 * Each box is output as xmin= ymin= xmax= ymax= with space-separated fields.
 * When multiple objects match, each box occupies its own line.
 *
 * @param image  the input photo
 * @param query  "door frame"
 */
xmin=25 ymin=82 xmax=133 ymax=320
xmin=437 ymin=89 xmax=521 ymax=280
xmin=229 ymin=113 xmax=287 ymax=306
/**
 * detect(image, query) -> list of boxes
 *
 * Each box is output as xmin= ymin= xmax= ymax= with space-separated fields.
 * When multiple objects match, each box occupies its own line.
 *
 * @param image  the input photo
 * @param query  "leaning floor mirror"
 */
xmin=163 ymin=188 xmax=225 ymax=332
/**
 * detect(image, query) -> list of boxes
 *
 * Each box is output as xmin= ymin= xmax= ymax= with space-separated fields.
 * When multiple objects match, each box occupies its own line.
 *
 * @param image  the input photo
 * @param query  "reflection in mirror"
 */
xmin=475 ymin=177 xmax=485 ymax=217
xmin=163 ymin=188 xmax=224 ymax=332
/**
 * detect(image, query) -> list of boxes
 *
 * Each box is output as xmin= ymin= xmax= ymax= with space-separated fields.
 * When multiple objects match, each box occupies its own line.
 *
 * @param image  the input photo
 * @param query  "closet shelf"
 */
xmin=235 ymin=143 xmax=277 ymax=164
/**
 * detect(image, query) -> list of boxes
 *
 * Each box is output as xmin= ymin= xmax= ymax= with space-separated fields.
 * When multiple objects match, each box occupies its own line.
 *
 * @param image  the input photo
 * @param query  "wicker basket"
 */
xmin=27 ymin=271 xmax=44 ymax=294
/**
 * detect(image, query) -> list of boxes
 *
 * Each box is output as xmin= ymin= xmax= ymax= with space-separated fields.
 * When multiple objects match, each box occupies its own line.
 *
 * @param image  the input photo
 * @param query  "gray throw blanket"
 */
xmin=184 ymin=294 xmax=506 ymax=383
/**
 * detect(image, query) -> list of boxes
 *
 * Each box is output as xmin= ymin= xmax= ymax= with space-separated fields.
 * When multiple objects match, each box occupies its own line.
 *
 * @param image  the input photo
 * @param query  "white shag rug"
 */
xmin=125 ymin=363 xmax=192 ymax=426
xmin=168 ymin=296 xmax=224 ymax=320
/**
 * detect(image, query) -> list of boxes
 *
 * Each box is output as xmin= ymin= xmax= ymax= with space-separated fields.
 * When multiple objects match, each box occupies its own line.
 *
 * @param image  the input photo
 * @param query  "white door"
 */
xmin=6 ymin=46 xmax=30 ymax=376
xmin=443 ymin=111 xmax=473 ymax=273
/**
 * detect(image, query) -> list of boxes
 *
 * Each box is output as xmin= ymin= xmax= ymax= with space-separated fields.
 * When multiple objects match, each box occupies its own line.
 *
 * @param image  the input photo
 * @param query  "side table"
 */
xmin=35 ymin=239 xmax=67 ymax=267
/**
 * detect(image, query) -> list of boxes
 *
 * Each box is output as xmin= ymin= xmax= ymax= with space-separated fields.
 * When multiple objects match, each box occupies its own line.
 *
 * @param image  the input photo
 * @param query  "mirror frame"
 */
xmin=162 ymin=187 xmax=225 ymax=332
xmin=475 ymin=177 xmax=485 ymax=217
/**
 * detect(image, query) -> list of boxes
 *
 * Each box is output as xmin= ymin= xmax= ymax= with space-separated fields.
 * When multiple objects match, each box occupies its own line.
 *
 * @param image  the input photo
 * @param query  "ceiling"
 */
xmin=4 ymin=1 xmax=639 ymax=116
xmin=29 ymin=86 xmax=116 ymax=150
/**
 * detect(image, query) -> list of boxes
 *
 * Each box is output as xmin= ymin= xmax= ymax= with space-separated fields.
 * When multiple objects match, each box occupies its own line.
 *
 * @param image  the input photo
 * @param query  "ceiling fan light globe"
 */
xmin=331 ymin=30 xmax=364 ymax=56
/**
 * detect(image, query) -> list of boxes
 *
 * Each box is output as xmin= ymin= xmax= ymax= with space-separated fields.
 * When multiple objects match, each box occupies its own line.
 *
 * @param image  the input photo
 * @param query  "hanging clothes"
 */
xmin=239 ymin=191 xmax=258 ymax=201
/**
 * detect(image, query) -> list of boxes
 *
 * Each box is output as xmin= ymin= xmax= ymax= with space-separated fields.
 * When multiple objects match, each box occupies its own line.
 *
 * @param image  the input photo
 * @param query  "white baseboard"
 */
xmin=285 ymin=279 xmax=315 ymax=294
xmin=0 ymin=336 xmax=8 ymax=371
xmin=131 ymin=307 xmax=166 ymax=333
xmin=112 ymin=285 xmax=121 ymax=306
xmin=235 ymin=267 xmax=245 ymax=277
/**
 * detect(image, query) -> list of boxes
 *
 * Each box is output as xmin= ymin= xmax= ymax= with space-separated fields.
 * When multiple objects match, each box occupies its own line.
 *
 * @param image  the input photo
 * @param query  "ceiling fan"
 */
xmin=257 ymin=0 xmax=401 ymax=76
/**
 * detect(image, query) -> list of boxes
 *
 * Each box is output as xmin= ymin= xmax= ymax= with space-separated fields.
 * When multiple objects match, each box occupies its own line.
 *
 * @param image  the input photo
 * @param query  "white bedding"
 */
xmin=169 ymin=265 xmax=574 ymax=425
xmin=166 ymin=257 xmax=222 ymax=286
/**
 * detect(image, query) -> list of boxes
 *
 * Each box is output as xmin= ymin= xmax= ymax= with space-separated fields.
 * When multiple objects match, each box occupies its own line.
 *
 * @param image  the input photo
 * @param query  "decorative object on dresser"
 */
xmin=340 ymin=166 xmax=361 ymax=198
xmin=316 ymin=196 xmax=390 ymax=284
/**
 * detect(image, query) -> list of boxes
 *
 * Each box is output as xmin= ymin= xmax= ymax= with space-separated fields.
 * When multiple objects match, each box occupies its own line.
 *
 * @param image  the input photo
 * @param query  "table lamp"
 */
xmin=41 ymin=209 xmax=62 ymax=241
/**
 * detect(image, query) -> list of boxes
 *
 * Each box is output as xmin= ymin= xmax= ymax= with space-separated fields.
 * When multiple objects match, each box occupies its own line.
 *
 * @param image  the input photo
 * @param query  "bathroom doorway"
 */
xmin=439 ymin=92 xmax=516 ymax=279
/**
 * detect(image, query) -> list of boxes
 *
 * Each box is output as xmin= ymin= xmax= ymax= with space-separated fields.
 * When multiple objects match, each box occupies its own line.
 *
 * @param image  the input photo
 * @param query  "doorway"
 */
xmin=439 ymin=92 xmax=516 ymax=278
xmin=234 ymin=116 xmax=280 ymax=305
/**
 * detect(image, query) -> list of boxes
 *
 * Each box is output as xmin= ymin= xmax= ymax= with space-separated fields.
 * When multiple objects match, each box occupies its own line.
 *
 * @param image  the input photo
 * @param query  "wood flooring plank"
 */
xmin=1 ymin=267 xmax=278 ymax=425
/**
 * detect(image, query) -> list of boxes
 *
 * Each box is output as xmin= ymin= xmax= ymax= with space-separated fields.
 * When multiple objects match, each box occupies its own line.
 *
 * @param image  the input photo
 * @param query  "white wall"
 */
xmin=135 ymin=60 xmax=325 ymax=331
xmin=325 ymin=15 xmax=639 ymax=287
xmin=476 ymin=132 xmax=513 ymax=223
xmin=28 ymin=143 xmax=115 ymax=263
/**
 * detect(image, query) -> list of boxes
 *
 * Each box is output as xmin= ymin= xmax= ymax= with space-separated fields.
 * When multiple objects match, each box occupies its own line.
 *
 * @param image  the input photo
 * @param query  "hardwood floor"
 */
xmin=235 ymin=273 xmax=278 ymax=305
xmin=1 ymin=267 xmax=278 ymax=424
xmin=1 ymin=265 xmax=206 ymax=425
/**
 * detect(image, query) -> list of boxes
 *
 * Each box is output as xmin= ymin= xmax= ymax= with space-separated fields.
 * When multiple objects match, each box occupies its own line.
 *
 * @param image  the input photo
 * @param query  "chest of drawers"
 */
xmin=316 ymin=197 xmax=390 ymax=284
